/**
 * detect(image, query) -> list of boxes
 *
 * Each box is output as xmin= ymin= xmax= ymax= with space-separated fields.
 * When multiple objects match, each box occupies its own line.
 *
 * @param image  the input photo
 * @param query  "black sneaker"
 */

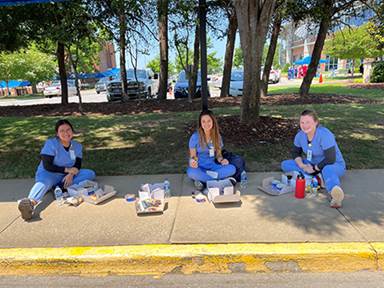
xmin=194 ymin=180 xmax=205 ymax=191
xmin=18 ymin=198 xmax=34 ymax=220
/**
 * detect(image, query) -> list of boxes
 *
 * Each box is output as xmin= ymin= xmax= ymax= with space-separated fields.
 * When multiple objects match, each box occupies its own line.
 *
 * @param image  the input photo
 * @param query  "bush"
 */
xmin=371 ymin=62 xmax=384 ymax=83
xmin=282 ymin=63 xmax=290 ymax=73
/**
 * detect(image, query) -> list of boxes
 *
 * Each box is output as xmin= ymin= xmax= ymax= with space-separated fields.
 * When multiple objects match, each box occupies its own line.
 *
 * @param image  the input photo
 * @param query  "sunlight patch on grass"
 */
xmin=349 ymin=132 xmax=378 ymax=141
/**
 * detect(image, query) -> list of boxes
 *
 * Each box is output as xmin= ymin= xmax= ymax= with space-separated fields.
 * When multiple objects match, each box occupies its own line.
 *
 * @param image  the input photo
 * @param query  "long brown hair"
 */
xmin=197 ymin=110 xmax=222 ymax=157
xmin=300 ymin=109 xmax=320 ymax=126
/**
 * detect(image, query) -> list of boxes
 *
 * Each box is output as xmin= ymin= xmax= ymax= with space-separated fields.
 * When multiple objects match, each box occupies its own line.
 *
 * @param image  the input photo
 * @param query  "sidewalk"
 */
xmin=0 ymin=170 xmax=383 ymax=275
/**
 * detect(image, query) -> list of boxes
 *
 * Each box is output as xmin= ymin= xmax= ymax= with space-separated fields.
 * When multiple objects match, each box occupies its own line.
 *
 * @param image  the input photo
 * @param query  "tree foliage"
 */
xmin=324 ymin=23 xmax=383 ymax=60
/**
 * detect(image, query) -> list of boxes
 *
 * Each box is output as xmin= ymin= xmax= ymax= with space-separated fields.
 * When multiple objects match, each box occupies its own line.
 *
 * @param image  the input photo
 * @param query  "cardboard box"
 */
xmin=206 ymin=179 xmax=241 ymax=203
xmin=258 ymin=176 xmax=294 ymax=196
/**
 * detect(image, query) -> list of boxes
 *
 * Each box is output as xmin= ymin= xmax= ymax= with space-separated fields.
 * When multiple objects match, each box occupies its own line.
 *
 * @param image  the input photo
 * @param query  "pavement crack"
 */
xmin=336 ymin=208 xmax=379 ymax=269
xmin=0 ymin=216 xmax=20 ymax=235
xmin=168 ymin=175 xmax=183 ymax=244
xmin=337 ymin=208 xmax=370 ymax=242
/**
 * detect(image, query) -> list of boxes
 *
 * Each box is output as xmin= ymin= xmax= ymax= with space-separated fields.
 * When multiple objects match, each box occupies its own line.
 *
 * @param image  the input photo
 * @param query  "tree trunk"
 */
xmin=32 ymin=83 xmax=38 ymax=95
xmin=67 ymin=47 xmax=84 ymax=114
xmin=299 ymin=3 xmax=332 ymax=98
xmin=189 ymin=23 xmax=200 ymax=100
xmin=351 ymin=59 xmax=355 ymax=77
xmin=233 ymin=0 xmax=276 ymax=122
xmin=261 ymin=12 xmax=281 ymax=97
xmin=57 ymin=42 xmax=68 ymax=105
xmin=157 ymin=0 xmax=168 ymax=100
xmin=220 ymin=7 xmax=237 ymax=98
xmin=5 ymin=80 xmax=10 ymax=96
xmin=199 ymin=0 xmax=208 ymax=111
xmin=119 ymin=12 xmax=128 ymax=99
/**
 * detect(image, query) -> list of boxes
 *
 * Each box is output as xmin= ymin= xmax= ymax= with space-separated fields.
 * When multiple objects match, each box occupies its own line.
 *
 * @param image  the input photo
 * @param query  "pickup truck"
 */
xmin=106 ymin=69 xmax=158 ymax=102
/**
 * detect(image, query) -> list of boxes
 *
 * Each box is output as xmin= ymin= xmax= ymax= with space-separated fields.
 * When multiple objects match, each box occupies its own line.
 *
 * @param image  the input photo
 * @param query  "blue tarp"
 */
xmin=0 ymin=80 xmax=31 ymax=88
xmin=294 ymin=56 xmax=329 ymax=65
xmin=70 ymin=68 xmax=120 ymax=80
xmin=0 ymin=0 xmax=67 ymax=6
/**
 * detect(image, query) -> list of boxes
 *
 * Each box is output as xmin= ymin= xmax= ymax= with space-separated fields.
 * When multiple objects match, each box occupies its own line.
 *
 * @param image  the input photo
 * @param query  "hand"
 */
xmin=303 ymin=164 xmax=315 ymax=174
xmin=220 ymin=158 xmax=229 ymax=165
xmin=189 ymin=158 xmax=198 ymax=168
xmin=63 ymin=173 xmax=74 ymax=188
xmin=65 ymin=167 xmax=79 ymax=175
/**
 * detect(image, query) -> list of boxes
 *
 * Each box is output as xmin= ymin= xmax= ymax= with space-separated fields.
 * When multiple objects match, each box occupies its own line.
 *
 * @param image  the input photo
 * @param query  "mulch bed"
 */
xmin=0 ymin=94 xmax=379 ymax=117
xmin=185 ymin=115 xmax=299 ymax=146
xmin=348 ymin=83 xmax=384 ymax=89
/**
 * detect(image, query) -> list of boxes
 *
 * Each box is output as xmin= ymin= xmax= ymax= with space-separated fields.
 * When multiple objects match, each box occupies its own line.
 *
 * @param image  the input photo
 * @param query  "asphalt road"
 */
xmin=1 ymin=272 xmax=384 ymax=288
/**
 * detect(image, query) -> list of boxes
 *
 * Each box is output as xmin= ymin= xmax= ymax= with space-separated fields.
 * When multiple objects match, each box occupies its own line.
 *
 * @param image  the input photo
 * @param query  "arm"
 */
xmin=314 ymin=146 xmax=336 ymax=171
xmin=292 ymin=145 xmax=306 ymax=169
xmin=41 ymin=155 xmax=66 ymax=173
xmin=189 ymin=148 xmax=198 ymax=168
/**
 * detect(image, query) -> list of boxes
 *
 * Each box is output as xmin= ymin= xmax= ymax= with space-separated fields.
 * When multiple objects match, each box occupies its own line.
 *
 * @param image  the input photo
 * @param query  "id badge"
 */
xmin=306 ymin=149 xmax=312 ymax=161
xmin=69 ymin=149 xmax=76 ymax=161
xmin=208 ymin=145 xmax=215 ymax=157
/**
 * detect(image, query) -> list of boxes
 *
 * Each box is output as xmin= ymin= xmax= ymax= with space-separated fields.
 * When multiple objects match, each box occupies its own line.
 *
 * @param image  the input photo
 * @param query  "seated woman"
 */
xmin=18 ymin=119 xmax=96 ymax=220
xmin=281 ymin=110 xmax=346 ymax=208
xmin=187 ymin=110 xmax=236 ymax=190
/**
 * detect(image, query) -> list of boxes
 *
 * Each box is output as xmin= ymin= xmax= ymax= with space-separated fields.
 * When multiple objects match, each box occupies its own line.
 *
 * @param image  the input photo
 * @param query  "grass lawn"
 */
xmin=0 ymin=93 xmax=45 ymax=101
xmin=0 ymin=84 xmax=383 ymax=179
xmin=268 ymin=83 xmax=383 ymax=100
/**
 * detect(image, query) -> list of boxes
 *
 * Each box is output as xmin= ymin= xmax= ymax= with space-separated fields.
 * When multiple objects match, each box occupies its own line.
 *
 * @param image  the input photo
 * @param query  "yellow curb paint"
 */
xmin=0 ymin=243 xmax=380 ymax=276
xmin=371 ymin=242 xmax=384 ymax=271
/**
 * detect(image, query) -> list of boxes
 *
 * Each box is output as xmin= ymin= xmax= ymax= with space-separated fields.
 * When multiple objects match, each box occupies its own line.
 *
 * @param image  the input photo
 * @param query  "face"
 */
xmin=57 ymin=124 xmax=73 ymax=144
xmin=201 ymin=115 xmax=213 ymax=134
xmin=300 ymin=115 xmax=318 ymax=134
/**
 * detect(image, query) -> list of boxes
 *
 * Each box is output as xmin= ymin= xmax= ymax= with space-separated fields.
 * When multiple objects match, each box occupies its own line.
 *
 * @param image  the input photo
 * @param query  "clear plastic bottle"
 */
xmin=240 ymin=171 xmax=248 ymax=189
xmin=54 ymin=186 xmax=63 ymax=206
xmin=164 ymin=179 xmax=171 ymax=200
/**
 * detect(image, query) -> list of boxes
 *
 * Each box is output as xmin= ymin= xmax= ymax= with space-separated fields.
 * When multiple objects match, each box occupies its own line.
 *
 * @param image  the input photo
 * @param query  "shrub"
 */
xmin=371 ymin=61 xmax=384 ymax=83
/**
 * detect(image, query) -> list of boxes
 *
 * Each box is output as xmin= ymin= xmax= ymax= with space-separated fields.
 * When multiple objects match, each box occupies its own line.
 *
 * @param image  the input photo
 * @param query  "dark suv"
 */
xmin=174 ymin=71 xmax=210 ymax=99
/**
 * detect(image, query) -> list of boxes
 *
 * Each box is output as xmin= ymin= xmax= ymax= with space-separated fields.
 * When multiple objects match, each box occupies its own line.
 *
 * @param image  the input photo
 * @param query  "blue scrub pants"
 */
xmin=187 ymin=162 xmax=236 ymax=183
xmin=28 ymin=169 xmax=96 ymax=202
xmin=281 ymin=159 xmax=345 ymax=192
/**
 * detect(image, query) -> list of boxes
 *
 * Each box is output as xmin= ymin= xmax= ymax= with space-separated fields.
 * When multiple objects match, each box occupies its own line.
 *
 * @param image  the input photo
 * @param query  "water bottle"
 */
xmin=310 ymin=177 xmax=319 ymax=197
xmin=295 ymin=173 xmax=305 ymax=199
xmin=54 ymin=186 xmax=63 ymax=206
xmin=164 ymin=179 xmax=171 ymax=200
xmin=240 ymin=171 xmax=248 ymax=189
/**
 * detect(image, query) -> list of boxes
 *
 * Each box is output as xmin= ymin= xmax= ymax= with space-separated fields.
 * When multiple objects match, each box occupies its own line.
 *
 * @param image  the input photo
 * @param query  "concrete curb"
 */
xmin=0 ymin=243 xmax=382 ymax=276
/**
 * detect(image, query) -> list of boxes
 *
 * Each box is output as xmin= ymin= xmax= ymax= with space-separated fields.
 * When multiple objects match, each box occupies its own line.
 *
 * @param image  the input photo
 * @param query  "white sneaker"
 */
xmin=330 ymin=186 xmax=344 ymax=208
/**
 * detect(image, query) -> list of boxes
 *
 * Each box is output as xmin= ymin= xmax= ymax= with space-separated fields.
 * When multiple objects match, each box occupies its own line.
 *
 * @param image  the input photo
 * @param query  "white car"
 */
xmin=43 ymin=80 xmax=77 ymax=98
xmin=228 ymin=69 xmax=280 ymax=97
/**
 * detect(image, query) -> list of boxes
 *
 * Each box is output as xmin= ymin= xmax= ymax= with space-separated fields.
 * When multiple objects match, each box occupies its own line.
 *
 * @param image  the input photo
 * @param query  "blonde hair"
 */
xmin=197 ymin=110 xmax=222 ymax=157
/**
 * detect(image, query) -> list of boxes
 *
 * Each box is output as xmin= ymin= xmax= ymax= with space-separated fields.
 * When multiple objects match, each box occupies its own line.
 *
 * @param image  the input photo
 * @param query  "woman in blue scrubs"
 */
xmin=18 ymin=119 xmax=96 ymax=220
xmin=187 ymin=110 xmax=236 ymax=190
xmin=281 ymin=110 xmax=346 ymax=208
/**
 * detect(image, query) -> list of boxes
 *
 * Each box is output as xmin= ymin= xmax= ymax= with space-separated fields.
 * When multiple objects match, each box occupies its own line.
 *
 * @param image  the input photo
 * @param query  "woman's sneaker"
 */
xmin=194 ymin=180 xmax=205 ymax=191
xmin=17 ymin=198 xmax=34 ymax=220
xmin=330 ymin=186 xmax=344 ymax=208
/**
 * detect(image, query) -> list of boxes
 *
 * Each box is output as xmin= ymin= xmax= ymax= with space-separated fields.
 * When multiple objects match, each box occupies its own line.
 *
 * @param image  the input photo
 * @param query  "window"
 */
xmin=325 ymin=55 xmax=338 ymax=71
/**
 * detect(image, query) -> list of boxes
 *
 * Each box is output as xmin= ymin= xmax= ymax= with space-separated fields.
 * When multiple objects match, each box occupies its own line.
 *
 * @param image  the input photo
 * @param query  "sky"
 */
xmin=114 ymin=31 xmax=241 ymax=71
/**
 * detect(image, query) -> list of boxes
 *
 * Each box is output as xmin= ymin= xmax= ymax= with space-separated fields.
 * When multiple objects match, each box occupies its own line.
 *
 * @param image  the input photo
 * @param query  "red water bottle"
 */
xmin=295 ymin=173 xmax=305 ymax=199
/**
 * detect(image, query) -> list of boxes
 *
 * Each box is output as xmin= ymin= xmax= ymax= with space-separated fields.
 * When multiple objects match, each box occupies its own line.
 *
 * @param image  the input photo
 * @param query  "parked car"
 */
xmin=43 ymin=80 xmax=77 ymax=98
xmin=228 ymin=68 xmax=280 ymax=97
xmin=174 ymin=70 xmax=210 ymax=99
xmin=265 ymin=67 xmax=280 ymax=84
xmin=95 ymin=77 xmax=110 ymax=94
xmin=106 ymin=69 xmax=158 ymax=102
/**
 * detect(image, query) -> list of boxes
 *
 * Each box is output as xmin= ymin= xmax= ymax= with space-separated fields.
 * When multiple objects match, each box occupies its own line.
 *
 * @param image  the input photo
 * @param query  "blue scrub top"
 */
xmin=294 ymin=126 xmax=345 ymax=167
xmin=37 ymin=137 xmax=83 ymax=174
xmin=189 ymin=131 xmax=223 ymax=167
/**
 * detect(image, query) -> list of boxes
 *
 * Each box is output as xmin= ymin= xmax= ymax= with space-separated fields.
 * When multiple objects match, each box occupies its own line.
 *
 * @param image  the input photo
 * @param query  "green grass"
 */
xmin=268 ymin=83 xmax=384 ymax=100
xmin=0 ymin=93 xmax=45 ymax=100
xmin=1 ymin=101 xmax=383 ymax=178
